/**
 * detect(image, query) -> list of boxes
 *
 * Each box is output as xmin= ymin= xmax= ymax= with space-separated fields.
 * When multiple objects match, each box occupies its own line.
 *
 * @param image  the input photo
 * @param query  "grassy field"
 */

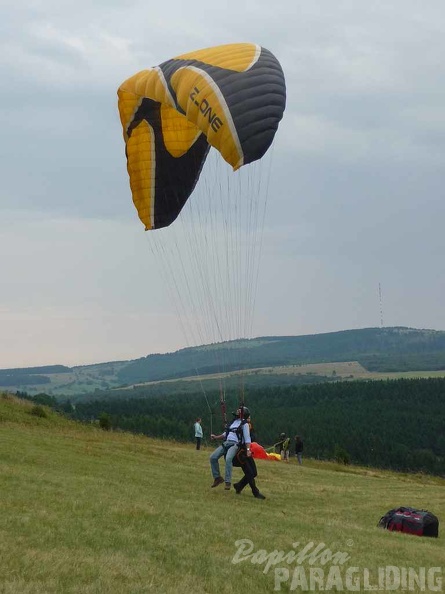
xmin=148 ymin=361 xmax=445 ymax=382
xmin=1 ymin=394 xmax=444 ymax=593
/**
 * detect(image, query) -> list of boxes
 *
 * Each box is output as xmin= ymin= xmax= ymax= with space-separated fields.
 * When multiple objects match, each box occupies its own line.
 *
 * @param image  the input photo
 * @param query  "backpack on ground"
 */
xmin=378 ymin=506 xmax=439 ymax=538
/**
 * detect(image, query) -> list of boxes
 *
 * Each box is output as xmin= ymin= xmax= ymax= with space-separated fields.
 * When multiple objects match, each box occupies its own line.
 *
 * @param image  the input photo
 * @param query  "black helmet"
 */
xmin=240 ymin=406 xmax=250 ymax=419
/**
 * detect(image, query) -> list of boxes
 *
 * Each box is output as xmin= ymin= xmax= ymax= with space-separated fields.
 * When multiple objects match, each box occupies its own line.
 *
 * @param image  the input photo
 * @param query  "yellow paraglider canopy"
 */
xmin=118 ymin=42 xmax=286 ymax=230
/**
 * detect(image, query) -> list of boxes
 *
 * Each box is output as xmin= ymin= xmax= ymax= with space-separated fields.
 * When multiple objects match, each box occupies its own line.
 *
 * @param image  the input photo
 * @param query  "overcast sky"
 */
xmin=1 ymin=0 xmax=444 ymax=368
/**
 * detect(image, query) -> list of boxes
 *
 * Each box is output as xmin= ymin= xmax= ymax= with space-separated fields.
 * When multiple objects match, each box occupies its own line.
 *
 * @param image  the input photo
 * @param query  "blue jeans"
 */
xmin=210 ymin=440 xmax=238 ymax=483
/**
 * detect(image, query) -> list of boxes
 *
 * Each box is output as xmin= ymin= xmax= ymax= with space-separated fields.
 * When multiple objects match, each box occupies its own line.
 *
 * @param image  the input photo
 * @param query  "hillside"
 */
xmin=2 ymin=326 xmax=445 ymax=397
xmin=1 ymin=393 xmax=444 ymax=593
xmin=68 ymin=377 xmax=445 ymax=476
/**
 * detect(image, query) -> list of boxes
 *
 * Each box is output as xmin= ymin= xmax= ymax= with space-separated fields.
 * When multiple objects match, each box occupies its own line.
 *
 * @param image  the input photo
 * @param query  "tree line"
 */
xmin=46 ymin=377 xmax=445 ymax=476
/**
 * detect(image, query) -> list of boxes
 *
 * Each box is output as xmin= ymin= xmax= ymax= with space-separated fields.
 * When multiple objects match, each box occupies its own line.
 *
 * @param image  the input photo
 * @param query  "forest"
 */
xmin=39 ymin=376 xmax=445 ymax=476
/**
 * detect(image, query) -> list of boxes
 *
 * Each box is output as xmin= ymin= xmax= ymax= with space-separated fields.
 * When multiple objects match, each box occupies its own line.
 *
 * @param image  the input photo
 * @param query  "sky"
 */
xmin=1 ymin=0 xmax=444 ymax=368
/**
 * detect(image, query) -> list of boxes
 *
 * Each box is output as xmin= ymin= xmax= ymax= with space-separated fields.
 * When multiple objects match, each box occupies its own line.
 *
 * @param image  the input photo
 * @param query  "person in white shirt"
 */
xmin=233 ymin=413 xmax=266 ymax=500
xmin=209 ymin=407 xmax=251 ymax=490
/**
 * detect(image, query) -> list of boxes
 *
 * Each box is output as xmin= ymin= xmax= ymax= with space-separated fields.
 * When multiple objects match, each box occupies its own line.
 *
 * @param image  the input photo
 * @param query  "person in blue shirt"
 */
xmin=194 ymin=417 xmax=203 ymax=450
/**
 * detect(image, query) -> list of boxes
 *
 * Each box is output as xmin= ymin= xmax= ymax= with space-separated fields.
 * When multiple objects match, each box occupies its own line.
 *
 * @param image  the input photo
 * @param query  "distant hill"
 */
xmin=2 ymin=326 xmax=445 ymax=397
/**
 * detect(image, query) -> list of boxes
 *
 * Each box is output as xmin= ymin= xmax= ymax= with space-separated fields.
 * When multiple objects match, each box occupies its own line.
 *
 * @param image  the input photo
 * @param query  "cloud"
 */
xmin=1 ymin=0 xmax=445 ymax=368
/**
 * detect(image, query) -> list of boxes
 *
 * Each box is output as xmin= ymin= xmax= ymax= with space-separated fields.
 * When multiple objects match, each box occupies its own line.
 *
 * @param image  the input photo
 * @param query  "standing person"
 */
xmin=247 ymin=416 xmax=256 ymax=442
xmin=194 ymin=418 xmax=203 ymax=450
xmin=295 ymin=435 xmax=304 ymax=465
xmin=233 ymin=413 xmax=266 ymax=500
xmin=276 ymin=433 xmax=291 ymax=462
xmin=209 ymin=406 xmax=251 ymax=490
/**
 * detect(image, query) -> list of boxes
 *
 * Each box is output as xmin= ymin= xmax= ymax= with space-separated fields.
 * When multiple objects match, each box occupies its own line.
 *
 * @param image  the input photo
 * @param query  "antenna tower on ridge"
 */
xmin=378 ymin=283 xmax=384 ymax=328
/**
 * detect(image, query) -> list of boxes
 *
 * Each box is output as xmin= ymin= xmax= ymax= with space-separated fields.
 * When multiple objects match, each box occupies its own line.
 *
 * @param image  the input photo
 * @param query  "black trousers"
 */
xmin=196 ymin=437 xmax=202 ymax=450
xmin=234 ymin=453 xmax=260 ymax=495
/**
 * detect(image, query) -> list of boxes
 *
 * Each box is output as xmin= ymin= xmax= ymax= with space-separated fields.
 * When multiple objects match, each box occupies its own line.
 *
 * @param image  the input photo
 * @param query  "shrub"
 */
xmin=99 ymin=412 xmax=112 ymax=431
xmin=30 ymin=405 xmax=48 ymax=418
xmin=334 ymin=444 xmax=351 ymax=465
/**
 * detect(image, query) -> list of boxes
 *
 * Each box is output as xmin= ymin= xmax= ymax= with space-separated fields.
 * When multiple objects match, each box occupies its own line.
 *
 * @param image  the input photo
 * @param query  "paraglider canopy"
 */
xmin=251 ymin=442 xmax=281 ymax=461
xmin=118 ymin=42 xmax=286 ymax=230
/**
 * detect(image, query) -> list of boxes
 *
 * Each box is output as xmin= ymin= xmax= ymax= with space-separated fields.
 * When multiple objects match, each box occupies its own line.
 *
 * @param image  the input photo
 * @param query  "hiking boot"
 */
xmin=254 ymin=492 xmax=266 ymax=500
xmin=224 ymin=482 xmax=231 ymax=490
xmin=211 ymin=477 xmax=224 ymax=488
xmin=233 ymin=482 xmax=242 ymax=495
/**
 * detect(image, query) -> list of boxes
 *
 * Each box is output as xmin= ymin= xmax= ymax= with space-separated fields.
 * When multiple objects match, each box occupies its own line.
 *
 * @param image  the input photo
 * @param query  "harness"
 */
xmin=224 ymin=419 xmax=247 ymax=446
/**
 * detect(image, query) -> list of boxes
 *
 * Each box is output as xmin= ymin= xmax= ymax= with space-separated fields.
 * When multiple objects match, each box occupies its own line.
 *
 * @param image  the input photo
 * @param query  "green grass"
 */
xmin=1 ymin=394 xmax=444 ymax=593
